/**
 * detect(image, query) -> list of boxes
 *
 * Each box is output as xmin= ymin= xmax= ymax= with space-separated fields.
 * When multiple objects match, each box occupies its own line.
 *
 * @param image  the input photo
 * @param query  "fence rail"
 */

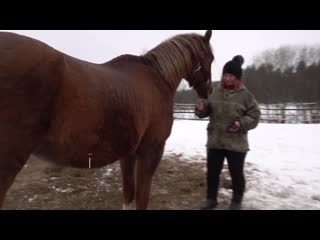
xmin=173 ymin=103 xmax=320 ymax=124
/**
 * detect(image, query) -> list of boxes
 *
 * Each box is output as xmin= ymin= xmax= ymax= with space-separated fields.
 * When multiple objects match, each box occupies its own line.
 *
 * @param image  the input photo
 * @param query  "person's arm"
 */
xmin=195 ymin=99 xmax=211 ymax=119
xmin=238 ymin=95 xmax=261 ymax=132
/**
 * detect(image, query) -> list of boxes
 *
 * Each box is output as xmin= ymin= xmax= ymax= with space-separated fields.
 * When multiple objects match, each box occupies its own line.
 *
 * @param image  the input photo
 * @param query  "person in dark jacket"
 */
xmin=195 ymin=55 xmax=261 ymax=210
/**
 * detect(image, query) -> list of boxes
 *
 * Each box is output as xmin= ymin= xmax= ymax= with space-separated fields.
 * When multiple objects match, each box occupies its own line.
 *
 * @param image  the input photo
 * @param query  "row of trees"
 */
xmin=175 ymin=45 xmax=320 ymax=104
xmin=245 ymin=45 xmax=320 ymax=104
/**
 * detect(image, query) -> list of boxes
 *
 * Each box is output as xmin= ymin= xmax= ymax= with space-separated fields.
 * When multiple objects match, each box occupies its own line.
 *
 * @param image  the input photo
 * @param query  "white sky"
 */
xmin=3 ymin=30 xmax=320 ymax=81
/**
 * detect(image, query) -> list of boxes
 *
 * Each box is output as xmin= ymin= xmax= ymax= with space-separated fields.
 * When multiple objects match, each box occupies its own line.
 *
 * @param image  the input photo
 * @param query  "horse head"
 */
xmin=185 ymin=30 xmax=214 ymax=99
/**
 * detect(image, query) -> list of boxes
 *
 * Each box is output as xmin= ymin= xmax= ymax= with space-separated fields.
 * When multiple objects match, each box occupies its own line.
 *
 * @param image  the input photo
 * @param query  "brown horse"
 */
xmin=0 ymin=30 xmax=214 ymax=210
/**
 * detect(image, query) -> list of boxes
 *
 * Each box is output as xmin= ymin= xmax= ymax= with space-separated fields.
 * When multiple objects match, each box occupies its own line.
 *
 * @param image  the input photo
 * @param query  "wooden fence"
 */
xmin=174 ymin=103 xmax=320 ymax=123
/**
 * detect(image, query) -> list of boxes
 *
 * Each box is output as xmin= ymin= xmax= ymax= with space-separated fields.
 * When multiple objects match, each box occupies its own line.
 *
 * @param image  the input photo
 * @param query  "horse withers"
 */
xmin=0 ymin=30 xmax=214 ymax=209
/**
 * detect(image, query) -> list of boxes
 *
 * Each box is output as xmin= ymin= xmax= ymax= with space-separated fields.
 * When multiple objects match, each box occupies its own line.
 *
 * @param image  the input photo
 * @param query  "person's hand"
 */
xmin=227 ymin=120 xmax=241 ymax=133
xmin=196 ymin=99 xmax=205 ymax=111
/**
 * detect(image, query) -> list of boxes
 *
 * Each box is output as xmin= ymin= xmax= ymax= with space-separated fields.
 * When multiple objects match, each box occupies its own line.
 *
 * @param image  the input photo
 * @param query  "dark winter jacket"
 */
xmin=195 ymin=85 xmax=261 ymax=152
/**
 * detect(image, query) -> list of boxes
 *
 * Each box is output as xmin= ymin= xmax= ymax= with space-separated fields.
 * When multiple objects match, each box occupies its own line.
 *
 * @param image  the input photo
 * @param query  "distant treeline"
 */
xmin=175 ymin=45 xmax=320 ymax=104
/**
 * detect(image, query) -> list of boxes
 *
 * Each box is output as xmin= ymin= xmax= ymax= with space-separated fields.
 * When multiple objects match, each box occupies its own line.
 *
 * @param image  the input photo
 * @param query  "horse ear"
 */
xmin=204 ymin=30 xmax=212 ymax=42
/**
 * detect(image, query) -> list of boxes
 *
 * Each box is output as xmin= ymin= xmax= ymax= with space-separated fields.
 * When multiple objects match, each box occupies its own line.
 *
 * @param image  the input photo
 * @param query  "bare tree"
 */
xmin=252 ymin=45 xmax=320 ymax=72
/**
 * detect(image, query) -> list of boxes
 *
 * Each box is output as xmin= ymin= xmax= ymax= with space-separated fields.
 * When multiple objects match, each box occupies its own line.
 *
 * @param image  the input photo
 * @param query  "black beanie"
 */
xmin=222 ymin=55 xmax=245 ymax=79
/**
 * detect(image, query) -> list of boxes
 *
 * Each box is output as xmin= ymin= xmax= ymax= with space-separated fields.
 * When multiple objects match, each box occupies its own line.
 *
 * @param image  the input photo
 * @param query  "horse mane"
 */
xmin=142 ymin=33 xmax=211 ymax=84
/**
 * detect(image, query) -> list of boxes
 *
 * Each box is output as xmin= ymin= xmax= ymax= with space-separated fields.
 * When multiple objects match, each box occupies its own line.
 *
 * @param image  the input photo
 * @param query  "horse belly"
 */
xmin=33 ymin=140 xmax=120 ymax=169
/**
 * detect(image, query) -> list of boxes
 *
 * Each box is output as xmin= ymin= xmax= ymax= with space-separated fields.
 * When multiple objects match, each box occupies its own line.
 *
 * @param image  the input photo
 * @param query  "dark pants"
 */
xmin=206 ymin=148 xmax=247 ymax=202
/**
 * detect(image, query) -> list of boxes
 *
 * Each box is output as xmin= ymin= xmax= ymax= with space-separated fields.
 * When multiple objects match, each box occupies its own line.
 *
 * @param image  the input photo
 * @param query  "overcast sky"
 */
xmin=3 ymin=30 xmax=320 ymax=81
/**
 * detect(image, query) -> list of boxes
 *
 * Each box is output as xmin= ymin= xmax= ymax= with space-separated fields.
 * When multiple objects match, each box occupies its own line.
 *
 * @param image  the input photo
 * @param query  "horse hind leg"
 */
xmin=120 ymin=153 xmax=137 ymax=210
xmin=0 ymin=122 xmax=47 ymax=208
xmin=0 ymin=151 xmax=30 ymax=208
xmin=135 ymin=141 xmax=165 ymax=210
xmin=0 ymin=133 xmax=45 ymax=208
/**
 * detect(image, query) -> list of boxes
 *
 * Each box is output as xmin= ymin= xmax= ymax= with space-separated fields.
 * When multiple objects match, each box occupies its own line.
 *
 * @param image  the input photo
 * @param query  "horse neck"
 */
xmin=143 ymin=50 xmax=194 ymax=94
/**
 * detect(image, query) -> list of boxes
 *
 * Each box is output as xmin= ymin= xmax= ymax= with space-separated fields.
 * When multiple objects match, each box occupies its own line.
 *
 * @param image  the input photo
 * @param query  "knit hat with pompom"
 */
xmin=222 ymin=55 xmax=245 ymax=79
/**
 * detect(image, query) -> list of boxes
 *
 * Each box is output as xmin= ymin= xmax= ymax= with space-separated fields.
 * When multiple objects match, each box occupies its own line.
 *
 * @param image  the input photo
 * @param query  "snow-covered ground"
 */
xmin=164 ymin=120 xmax=320 ymax=210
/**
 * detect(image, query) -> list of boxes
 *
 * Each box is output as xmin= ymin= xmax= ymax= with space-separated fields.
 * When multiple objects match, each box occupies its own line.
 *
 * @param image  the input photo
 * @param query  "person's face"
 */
xmin=222 ymin=73 xmax=238 ymax=87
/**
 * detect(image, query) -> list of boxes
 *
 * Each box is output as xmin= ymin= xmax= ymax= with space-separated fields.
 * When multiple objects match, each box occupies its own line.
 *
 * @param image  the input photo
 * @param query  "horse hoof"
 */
xmin=123 ymin=201 xmax=136 ymax=210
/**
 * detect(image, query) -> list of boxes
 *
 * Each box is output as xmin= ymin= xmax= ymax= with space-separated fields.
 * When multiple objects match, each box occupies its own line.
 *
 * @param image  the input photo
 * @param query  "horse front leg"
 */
xmin=120 ymin=153 xmax=137 ymax=210
xmin=135 ymin=142 xmax=165 ymax=210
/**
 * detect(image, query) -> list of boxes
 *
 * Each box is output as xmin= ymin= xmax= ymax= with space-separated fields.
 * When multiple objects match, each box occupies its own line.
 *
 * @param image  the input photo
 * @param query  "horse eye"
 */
xmin=195 ymin=64 xmax=202 ymax=72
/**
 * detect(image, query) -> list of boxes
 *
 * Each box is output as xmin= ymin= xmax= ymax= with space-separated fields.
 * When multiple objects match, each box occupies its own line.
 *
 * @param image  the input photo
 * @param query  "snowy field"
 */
xmin=164 ymin=120 xmax=320 ymax=210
